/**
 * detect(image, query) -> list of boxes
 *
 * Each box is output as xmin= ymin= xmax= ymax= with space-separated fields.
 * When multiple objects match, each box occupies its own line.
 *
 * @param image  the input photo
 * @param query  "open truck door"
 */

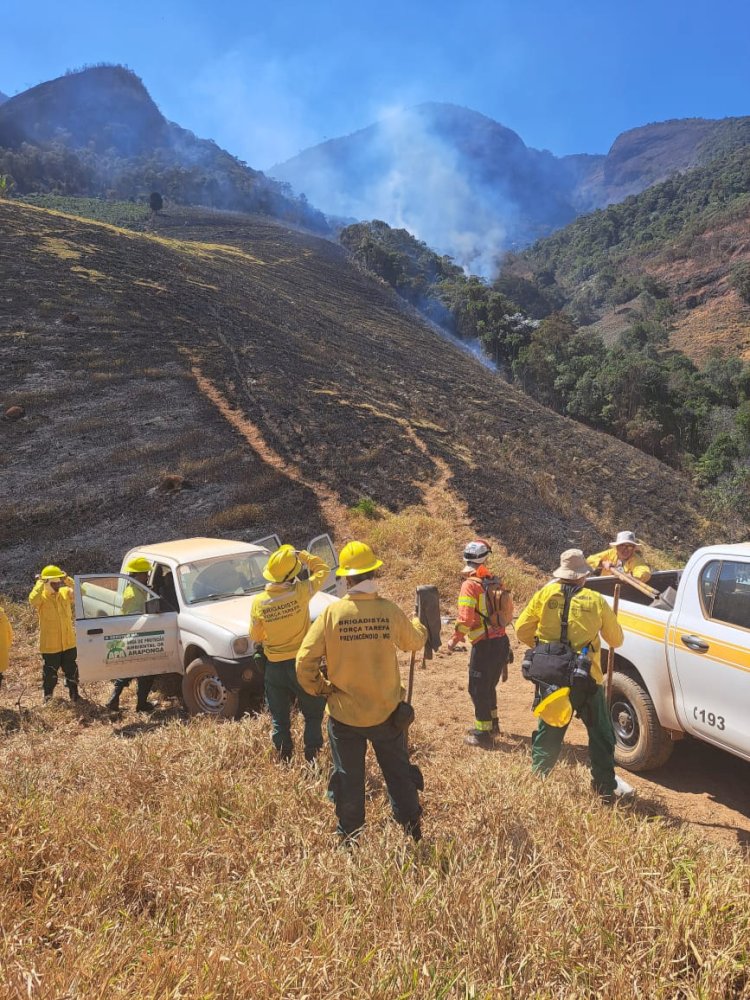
xmin=252 ymin=534 xmax=282 ymax=554
xmin=307 ymin=533 xmax=344 ymax=596
xmin=74 ymin=574 xmax=179 ymax=683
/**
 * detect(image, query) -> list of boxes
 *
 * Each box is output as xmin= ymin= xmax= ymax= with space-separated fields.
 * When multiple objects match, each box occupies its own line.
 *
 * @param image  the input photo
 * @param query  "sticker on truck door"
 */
xmin=104 ymin=630 xmax=167 ymax=662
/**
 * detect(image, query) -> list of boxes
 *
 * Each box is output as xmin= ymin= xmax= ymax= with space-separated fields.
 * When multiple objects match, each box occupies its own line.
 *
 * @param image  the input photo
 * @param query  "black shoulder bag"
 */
xmin=521 ymin=584 xmax=578 ymax=687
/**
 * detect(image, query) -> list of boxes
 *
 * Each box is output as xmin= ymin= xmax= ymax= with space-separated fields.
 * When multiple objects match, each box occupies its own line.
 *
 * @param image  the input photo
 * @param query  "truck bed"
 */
xmin=586 ymin=570 xmax=682 ymax=607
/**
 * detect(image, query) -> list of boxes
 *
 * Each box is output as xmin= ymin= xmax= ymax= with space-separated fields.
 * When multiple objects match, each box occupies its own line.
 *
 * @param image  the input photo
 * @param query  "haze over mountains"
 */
xmin=271 ymin=105 xmax=750 ymax=274
xmin=0 ymin=67 xmax=328 ymax=231
xmin=1 ymin=66 xmax=747 ymax=279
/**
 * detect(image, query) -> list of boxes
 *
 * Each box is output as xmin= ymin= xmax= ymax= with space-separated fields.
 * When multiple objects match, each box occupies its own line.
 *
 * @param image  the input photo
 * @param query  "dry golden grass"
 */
xmin=349 ymin=504 xmax=545 ymax=613
xmin=1 ymin=705 xmax=749 ymax=998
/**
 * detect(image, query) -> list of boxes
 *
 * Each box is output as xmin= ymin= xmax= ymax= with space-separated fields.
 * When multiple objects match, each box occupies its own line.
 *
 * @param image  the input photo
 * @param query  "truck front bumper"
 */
xmin=211 ymin=654 xmax=264 ymax=693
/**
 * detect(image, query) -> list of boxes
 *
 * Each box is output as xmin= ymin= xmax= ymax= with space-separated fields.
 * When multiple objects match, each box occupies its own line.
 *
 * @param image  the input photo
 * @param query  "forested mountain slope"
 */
xmin=0 ymin=200 xmax=714 ymax=594
xmin=502 ymin=138 xmax=750 ymax=362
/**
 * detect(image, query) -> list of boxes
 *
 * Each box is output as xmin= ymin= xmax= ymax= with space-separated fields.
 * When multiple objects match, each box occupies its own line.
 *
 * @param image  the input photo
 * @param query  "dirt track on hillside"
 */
xmin=410 ymin=643 xmax=750 ymax=852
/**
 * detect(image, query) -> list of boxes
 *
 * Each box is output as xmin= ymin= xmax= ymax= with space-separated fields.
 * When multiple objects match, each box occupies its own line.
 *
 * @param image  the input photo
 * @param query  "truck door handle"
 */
xmin=681 ymin=634 xmax=709 ymax=653
xmin=87 ymin=627 xmax=104 ymax=635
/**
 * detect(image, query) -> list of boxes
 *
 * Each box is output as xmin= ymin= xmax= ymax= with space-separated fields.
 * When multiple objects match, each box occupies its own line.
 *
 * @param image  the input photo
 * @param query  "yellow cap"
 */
xmin=124 ymin=557 xmax=152 ymax=574
xmin=533 ymin=687 xmax=573 ymax=728
xmin=336 ymin=540 xmax=383 ymax=577
xmin=263 ymin=544 xmax=302 ymax=583
xmin=40 ymin=565 xmax=66 ymax=580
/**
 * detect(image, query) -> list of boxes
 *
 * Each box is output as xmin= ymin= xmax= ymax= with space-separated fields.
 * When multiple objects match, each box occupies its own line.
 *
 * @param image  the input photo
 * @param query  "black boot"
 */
xmin=135 ymin=676 xmax=156 ymax=713
xmin=403 ymin=818 xmax=422 ymax=842
xmin=68 ymin=684 xmax=80 ymax=703
xmin=464 ymin=729 xmax=494 ymax=749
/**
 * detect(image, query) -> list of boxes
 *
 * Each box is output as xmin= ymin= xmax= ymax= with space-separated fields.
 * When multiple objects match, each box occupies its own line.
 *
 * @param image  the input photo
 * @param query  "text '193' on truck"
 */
xmin=587 ymin=544 xmax=750 ymax=772
xmin=73 ymin=534 xmax=341 ymax=717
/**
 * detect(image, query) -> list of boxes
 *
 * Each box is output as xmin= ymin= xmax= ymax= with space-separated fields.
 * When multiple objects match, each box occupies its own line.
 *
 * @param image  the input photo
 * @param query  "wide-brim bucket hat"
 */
xmin=552 ymin=548 xmax=590 ymax=581
xmin=609 ymin=530 xmax=642 ymax=547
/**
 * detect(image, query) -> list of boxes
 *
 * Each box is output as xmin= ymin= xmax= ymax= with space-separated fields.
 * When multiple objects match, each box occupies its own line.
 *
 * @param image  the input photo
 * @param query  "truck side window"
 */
xmin=151 ymin=565 xmax=179 ymax=612
xmin=78 ymin=576 xmax=153 ymax=619
xmin=699 ymin=560 xmax=721 ymax=618
xmin=710 ymin=561 xmax=750 ymax=630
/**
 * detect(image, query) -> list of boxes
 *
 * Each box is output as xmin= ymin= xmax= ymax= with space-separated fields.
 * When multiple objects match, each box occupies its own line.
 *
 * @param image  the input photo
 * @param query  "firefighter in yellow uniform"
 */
xmin=0 ymin=605 xmax=13 ymax=691
xmin=516 ymin=549 xmax=632 ymax=801
xmin=106 ymin=557 xmax=157 ymax=713
xmin=29 ymin=565 xmax=80 ymax=703
xmin=296 ymin=541 xmax=427 ymax=842
xmin=250 ymin=545 xmax=330 ymax=762
xmin=587 ymin=531 xmax=651 ymax=583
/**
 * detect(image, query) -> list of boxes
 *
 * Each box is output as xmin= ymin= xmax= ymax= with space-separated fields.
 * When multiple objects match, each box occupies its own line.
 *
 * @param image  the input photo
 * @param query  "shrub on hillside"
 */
xmin=730 ymin=261 xmax=750 ymax=305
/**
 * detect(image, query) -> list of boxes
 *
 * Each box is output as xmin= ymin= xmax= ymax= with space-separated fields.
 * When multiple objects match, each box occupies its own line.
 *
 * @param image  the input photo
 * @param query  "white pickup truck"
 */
xmin=73 ymin=533 xmax=341 ymax=717
xmin=585 ymin=543 xmax=750 ymax=771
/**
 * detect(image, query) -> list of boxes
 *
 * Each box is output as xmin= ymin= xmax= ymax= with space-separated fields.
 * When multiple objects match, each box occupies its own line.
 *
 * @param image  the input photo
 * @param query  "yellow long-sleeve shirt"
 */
xmin=28 ymin=578 xmax=77 ymax=654
xmin=296 ymin=591 xmax=427 ymax=727
xmin=515 ymin=581 xmax=624 ymax=684
xmin=250 ymin=550 xmax=329 ymax=662
xmin=0 ymin=607 xmax=13 ymax=672
xmin=586 ymin=548 xmax=651 ymax=583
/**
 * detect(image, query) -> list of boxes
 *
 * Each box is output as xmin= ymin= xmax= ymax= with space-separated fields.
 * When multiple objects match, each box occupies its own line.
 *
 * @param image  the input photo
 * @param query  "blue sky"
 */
xmin=2 ymin=0 xmax=749 ymax=169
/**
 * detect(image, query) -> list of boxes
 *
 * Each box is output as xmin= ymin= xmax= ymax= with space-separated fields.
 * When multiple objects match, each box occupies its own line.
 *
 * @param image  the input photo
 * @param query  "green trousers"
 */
xmin=531 ymin=685 xmax=616 ymax=795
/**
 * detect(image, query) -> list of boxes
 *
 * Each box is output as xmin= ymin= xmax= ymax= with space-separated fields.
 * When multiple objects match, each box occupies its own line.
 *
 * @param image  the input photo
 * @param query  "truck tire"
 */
xmin=610 ymin=672 xmax=674 ymax=772
xmin=182 ymin=657 xmax=240 ymax=719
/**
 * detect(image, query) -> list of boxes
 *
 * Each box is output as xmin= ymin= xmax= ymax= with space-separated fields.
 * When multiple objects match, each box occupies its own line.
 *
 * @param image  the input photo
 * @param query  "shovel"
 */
xmin=606 ymin=565 xmax=676 ymax=609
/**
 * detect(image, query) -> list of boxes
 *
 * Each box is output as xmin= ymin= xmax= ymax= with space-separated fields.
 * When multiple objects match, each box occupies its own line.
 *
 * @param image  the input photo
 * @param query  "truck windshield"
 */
xmin=178 ymin=553 xmax=268 ymax=605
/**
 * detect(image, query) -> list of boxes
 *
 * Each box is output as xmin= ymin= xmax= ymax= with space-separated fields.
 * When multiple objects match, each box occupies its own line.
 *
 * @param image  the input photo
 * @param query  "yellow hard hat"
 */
xmin=263 ymin=544 xmax=302 ymax=583
xmin=336 ymin=540 xmax=383 ymax=577
xmin=125 ymin=556 xmax=152 ymax=574
xmin=40 ymin=565 xmax=66 ymax=580
xmin=533 ymin=687 xmax=573 ymax=728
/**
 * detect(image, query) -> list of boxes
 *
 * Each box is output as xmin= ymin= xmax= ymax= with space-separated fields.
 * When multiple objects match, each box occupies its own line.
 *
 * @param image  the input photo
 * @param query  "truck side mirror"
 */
xmin=145 ymin=596 xmax=162 ymax=614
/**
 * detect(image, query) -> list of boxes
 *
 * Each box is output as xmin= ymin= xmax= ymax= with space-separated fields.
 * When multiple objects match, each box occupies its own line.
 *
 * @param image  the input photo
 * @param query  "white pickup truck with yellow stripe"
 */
xmin=586 ymin=544 xmax=750 ymax=771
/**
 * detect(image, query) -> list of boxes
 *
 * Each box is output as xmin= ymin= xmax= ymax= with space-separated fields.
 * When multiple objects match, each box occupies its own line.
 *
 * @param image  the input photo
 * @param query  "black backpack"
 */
xmin=521 ymin=584 xmax=579 ymax=687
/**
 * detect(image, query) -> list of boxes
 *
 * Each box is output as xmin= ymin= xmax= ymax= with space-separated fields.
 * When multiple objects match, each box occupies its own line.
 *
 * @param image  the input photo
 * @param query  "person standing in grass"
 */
xmin=515 ymin=548 xmax=632 ymax=802
xmin=29 ymin=565 xmax=80 ymax=703
xmin=106 ymin=557 xmax=158 ymax=714
xmin=250 ymin=544 xmax=330 ymax=762
xmin=296 ymin=541 xmax=427 ymax=844
xmin=0 ymin=604 xmax=13 ymax=691
xmin=445 ymin=539 xmax=513 ymax=749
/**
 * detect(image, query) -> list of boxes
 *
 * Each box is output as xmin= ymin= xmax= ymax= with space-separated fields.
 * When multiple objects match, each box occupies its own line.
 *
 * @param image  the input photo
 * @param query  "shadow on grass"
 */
xmin=111 ymin=702 xmax=187 ymax=739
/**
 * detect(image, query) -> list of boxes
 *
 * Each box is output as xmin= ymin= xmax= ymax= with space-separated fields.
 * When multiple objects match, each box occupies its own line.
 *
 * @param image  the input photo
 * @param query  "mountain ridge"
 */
xmin=271 ymin=103 xmax=750 ymax=271
xmin=0 ymin=66 xmax=329 ymax=232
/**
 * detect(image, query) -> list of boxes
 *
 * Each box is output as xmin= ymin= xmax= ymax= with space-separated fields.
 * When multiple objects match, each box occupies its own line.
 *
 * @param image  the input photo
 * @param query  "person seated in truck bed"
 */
xmin=586 ymin=531 xmax=651 ymax=584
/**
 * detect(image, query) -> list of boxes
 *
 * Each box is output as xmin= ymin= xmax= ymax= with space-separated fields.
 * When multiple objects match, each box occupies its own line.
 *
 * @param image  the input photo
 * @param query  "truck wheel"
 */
xmin=610 ymin=672 xmax=674 ymax=772
xmin=182 ymin=657 xmax=239 ymax=719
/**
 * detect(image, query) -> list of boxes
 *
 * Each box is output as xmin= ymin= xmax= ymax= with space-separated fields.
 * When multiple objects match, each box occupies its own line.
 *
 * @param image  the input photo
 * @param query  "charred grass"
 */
xmin=1 ymin=199 xmax=721 ymax=598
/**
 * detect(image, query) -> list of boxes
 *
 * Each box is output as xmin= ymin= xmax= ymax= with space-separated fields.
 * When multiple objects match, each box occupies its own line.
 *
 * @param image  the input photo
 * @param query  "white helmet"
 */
xmin=463 ymin=538 xmax=492 ymax=564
